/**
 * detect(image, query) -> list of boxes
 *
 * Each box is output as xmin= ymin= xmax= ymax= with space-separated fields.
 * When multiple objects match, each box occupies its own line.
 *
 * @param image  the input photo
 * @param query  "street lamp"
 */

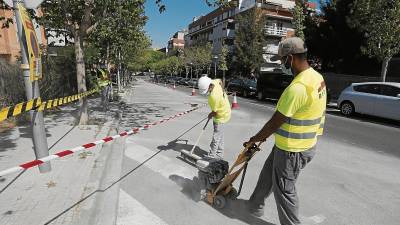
xmin=189 ymin=62 xmax=193 ymax=80
xmin=213 ymin=56 xmax=219 ymax=79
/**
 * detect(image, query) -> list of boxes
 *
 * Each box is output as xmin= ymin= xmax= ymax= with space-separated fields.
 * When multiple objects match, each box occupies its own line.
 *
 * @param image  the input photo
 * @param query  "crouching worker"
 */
xmin=198 ymin=76 xmax=231 ymax=159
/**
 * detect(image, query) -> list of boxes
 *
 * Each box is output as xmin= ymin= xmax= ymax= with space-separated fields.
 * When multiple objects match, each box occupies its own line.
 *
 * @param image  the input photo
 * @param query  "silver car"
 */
xmin=338 ymin=82 xmax=400 ymax=121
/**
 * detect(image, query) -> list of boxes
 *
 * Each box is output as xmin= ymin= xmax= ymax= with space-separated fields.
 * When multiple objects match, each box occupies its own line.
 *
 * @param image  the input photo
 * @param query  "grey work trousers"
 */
xmin=249 ymin=145 xmax=316 ymax=225
xmin=209 ymin=121 xmax=224 ymax=158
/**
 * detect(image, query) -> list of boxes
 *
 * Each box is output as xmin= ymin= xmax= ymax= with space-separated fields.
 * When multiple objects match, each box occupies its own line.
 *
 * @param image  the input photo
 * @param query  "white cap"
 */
xmin=198 ymin=76 xmax=212 ymax=95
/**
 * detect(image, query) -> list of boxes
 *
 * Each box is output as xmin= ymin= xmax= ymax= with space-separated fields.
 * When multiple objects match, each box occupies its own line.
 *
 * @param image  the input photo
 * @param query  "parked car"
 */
xmin=338 ymin=82 xmax=400 ymax=120
xmin=187 ymin=78 xmax=198 ymax=88
xmin=178 ymin=78 xmax=190 ymax=86
xmin=166 ymin=76 xmax=179 ymax=84
xmin=227 ymin=78 xmax=257 ymax=97
xmin=256 ymin=69 xmax=293 ymax=100
xmin=256 ymin=68 xmax=331 ymax=103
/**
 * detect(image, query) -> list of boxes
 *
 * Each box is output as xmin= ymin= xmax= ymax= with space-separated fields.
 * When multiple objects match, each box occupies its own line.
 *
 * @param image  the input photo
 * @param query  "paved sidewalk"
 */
xmin=116 ymin=79 xmax=400 ymax=225
xmin=0 ymin=95 xmax=121 ymax=225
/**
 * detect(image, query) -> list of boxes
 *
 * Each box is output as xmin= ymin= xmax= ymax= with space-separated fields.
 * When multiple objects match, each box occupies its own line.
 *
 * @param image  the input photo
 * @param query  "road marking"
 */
xmin=301 ymin=214 xmax=326 ymax=224
xmin=117 ymin=189 xmax=169 ymax=225
xmin=308 ymin=214 xmax=326 ymax=224
xmin=243 ymin=101 xmax=276 ymax=110
xmin=124 ymin=139 xmax=196 ymax=180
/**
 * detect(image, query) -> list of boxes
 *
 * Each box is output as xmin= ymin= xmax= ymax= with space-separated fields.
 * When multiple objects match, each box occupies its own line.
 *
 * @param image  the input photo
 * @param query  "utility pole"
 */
xmin=117 ymin=50 xmax=121 ymax=92
xmin=13 ymin=0 xmax=51 ymax=173
xmin=213 ymin=55 xmax=218 ymax=79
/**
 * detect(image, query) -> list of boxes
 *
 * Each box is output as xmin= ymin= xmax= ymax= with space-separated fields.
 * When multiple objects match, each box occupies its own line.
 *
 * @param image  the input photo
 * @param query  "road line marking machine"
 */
xmin=196 ymin=142 xmax=262 ymax=209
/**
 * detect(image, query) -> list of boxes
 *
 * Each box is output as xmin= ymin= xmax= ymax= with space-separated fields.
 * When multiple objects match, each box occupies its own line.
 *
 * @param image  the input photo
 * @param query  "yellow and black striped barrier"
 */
xmin=0 ymin=98 xmax=42 ymax=122
xmin=0 ymin=88 xmax=99 ymax=123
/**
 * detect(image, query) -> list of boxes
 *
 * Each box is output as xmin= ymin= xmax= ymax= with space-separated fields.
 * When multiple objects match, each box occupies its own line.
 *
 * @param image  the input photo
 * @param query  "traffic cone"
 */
xmin=231 ymin=93 xmax=240 ymax=109
xmin=191 ymin=87 xmax=196 ymax=96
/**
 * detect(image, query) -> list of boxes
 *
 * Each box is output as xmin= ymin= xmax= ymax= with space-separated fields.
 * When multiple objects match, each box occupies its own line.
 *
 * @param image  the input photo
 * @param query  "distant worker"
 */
xmin=198 ymin=76 xmax=231 ymax=159
xmin=243 ymin=37 xmax=327 ymax=225
xmin=98 ymin=68 xmax=112 ymax=110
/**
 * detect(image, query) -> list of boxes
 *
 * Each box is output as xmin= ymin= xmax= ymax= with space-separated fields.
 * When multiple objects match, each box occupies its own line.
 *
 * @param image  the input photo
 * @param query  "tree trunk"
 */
xmin=381 ymin=57 xmax=390 ymax=82
xmin=74 ymin=33 xmax=88 ymax=125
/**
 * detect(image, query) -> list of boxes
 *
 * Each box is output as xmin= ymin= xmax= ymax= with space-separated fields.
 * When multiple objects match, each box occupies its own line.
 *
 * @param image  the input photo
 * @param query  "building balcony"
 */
xmin=265 ymin=26 xmax=287 ymax=37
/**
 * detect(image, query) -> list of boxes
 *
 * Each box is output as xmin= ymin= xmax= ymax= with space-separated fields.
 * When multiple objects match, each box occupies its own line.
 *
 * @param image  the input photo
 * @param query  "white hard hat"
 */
xmin=198 ymin=76 xmax=212 ymax=95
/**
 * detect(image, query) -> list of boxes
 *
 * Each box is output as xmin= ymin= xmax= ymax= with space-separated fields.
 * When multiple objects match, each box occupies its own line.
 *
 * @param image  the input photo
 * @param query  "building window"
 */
xmin=277 ymin=22 xmax=283 ymax=31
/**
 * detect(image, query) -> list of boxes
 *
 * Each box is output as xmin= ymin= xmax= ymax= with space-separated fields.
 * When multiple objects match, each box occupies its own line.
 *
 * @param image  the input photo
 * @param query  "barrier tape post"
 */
xmin=13 ymin=1 xmax=51 ymax=173
xmin=0 ymin=104 xmax=206 ymax=177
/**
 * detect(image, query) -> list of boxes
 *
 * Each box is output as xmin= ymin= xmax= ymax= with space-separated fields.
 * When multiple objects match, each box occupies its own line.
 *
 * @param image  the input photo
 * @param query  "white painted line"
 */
xmin=124 ymin=141 xmax=196 ymax=180
xmin=305 ymin=214 xmax=326 ymax=224
xmin=245 ymin=101 xmax=276 ymax=110
xmin=117 ymin=189 xmax=169 ymax=225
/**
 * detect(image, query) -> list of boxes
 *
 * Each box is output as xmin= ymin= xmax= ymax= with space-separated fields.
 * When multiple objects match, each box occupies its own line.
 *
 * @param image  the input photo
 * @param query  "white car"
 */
xmin=338 ymin=82 xmax=400 ymax=121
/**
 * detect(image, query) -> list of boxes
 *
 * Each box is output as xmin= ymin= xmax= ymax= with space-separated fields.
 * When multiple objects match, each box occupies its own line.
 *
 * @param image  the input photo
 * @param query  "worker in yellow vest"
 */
xmin=98 ymin=68 xmax=112 ymax=110
xmin=243 ymin=37 xmax=327 ymax=225
xmin=198 ymin=76 xmax=231 ymax=159
xmin=98 ymin=68 xmax=111 ymax=87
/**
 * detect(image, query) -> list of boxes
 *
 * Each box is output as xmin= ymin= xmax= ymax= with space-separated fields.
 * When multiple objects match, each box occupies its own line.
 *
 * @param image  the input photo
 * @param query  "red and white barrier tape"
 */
xmin=0 ymin=105 xmax=205 ymax=177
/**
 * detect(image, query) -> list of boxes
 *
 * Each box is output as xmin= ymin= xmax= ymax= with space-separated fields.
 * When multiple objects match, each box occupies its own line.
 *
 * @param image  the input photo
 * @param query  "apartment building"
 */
xmin=186 ymin=0 xmax=315 ymax=71
xmin=0 ymin=7 xmax=47 ymax=63
xmin=167 ymin=30 xmax=187 ymax=56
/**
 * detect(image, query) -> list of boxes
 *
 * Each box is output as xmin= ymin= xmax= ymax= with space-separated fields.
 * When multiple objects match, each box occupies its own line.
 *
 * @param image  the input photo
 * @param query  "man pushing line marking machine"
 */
xmin=180 ymin=75 xmax=232 ymax=165
xmin=182 ymin=38 xmax=326 ymax=225
xmin=179 ymin=117 xmax=211 ymax=164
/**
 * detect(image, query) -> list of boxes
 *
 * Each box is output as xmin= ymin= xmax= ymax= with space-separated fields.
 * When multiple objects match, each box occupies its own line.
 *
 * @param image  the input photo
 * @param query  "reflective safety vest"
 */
xmin=98 ymin=69 xmax=110 ymax=87
xmin=208 ymin=79 xmax=231 ymax=124
xmin=274 ymin=68 xmax=327 ymax=152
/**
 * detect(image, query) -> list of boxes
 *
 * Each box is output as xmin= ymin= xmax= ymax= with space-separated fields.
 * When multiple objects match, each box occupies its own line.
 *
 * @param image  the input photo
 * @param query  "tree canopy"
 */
xmin=234 ymin=7 xmax=266 ymax=75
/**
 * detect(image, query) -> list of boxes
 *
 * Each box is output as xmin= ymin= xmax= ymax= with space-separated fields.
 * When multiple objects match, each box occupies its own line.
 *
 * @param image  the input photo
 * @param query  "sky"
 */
xmin=144 ymin=0 xmax=216 ymax=49
xmin=144 ymin=0 xmax=319 ymax=49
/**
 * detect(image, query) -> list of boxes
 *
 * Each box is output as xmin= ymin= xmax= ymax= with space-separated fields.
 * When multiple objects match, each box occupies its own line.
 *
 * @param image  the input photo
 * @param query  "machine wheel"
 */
xmin=213 ymin=195 xmax=226 ymax=209
xmin=227 ymin=188 xmax=238 ymax=199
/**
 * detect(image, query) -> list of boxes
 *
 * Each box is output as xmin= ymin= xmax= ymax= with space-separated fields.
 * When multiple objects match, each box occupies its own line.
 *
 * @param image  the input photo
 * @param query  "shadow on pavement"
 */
xmin=169 ymin=174 xmax=275 ymax=225
xmin=157 ymin=139 xmax=208 ymax=157
xmin=43 ymin=149 xmax=165 ymax=225
xmin=0 ymin=129 xmax=17 ymax=152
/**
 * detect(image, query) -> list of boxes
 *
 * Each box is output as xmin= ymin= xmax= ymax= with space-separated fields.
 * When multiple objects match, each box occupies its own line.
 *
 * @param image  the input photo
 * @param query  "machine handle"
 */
xmin=203 ymin=117 xmax=211 ymax=130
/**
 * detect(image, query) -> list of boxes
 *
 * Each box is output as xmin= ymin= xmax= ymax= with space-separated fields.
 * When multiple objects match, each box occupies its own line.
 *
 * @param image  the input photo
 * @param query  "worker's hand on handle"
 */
xmin=243 ymin=135 xmax=266 ymax=148
xmin=208 ymin=111 xmax=217 ymax=119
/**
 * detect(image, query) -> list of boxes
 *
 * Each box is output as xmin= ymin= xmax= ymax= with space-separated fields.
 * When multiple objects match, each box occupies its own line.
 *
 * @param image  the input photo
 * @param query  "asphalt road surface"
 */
xmin=115 ymin=79 xmax=400 ymax=225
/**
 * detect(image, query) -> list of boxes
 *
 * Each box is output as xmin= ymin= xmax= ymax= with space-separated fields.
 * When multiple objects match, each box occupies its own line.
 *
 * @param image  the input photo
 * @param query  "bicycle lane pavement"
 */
xmin=116 ymin=79 xmax=281 ymax=225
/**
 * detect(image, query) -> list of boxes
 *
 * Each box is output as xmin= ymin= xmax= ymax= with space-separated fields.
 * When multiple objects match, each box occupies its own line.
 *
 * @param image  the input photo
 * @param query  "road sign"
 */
xmin=17 ymin=3 xmax=42 ymax=81
xmin=3 ymin=0 xmax=44 ymax=9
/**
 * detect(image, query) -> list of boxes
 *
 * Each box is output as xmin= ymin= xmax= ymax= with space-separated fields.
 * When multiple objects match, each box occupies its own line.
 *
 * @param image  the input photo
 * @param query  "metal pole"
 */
xmin=117 ymin=50 xmax=121 ymax=92
xmin=214 ymin=62 xmax=217 ymax=79
xmin=13 ymin=0 xmax=51 ymax=173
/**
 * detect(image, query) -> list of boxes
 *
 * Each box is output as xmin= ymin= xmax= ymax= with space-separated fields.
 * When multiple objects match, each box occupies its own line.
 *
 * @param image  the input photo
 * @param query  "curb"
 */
xmin=71 ymin=98 xmax=125 ymax=225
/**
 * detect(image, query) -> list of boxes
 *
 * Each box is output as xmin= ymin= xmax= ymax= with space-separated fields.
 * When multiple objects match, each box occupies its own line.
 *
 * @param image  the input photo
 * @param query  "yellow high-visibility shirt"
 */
xmin=208 ymin=79 xmax=231 ymax=124
xmin=274 ymin=68 xmax=327 ymax=152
